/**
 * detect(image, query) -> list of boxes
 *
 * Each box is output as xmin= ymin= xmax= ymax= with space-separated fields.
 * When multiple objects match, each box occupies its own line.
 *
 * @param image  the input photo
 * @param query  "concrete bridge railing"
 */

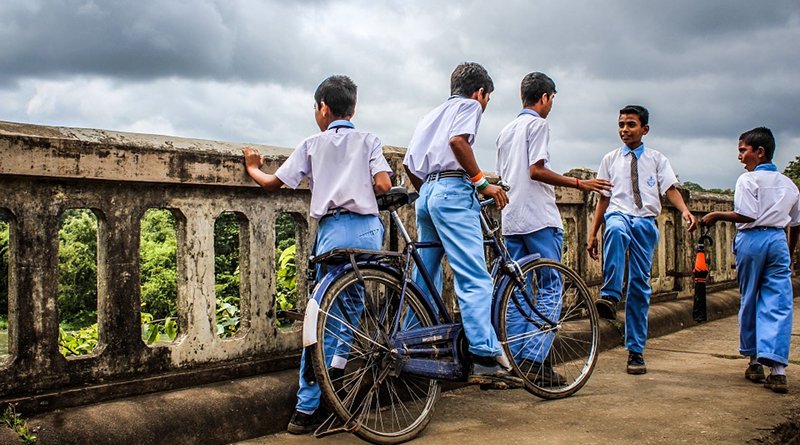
xmin=0 ymin=120 xmax=741 ymax=413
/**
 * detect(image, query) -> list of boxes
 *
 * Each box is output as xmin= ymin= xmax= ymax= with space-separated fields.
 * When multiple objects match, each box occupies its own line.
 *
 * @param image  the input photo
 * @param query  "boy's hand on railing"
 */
xmin=242 ymin=146 xmax=264 ymax=169
xmin=480 ymin=184 xmax=508 ymax=209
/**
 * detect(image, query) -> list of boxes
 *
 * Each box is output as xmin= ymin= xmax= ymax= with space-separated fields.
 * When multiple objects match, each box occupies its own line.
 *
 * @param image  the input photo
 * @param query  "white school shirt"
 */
xmin=596 ymin=145 xmax=679 ymax=218
xmin=733 ymin=165 xmax=800 ymax=230
xmin=275 ymin=120 xmax=392 ymax=220
xmin=403 ymin=96 xmax=483 ymax=179
xmin=496 ymin=109 xmax=563 ymax=235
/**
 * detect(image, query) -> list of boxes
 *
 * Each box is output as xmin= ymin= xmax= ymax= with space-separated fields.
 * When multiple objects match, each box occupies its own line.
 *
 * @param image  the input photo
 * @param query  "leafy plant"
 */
xmin=276 ymin=244 xmax=298 ymax=326
xmin=785 ymin=155 xmax=800 ymax=188
xmin=1 ymin=405 xmax=37 ymax=444
xmin=141 ymin=312 xmax=178 ymax=345
xmin=140 ymin=209 xmax=178 ymax=320
xmin=0 ymin=218 xmax=8 ymax=317
xmin=58 ymin=323 xmax=98 ymax=356
xmin=57 ymin=209 xmax=98 ymax=328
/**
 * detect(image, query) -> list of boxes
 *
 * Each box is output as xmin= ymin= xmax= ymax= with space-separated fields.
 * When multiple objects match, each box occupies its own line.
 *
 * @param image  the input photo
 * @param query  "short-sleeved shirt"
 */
xmin=275 ymin=120 xmax=392 ymax=220
xmin=734 ymin=164 xmax=800 ymax=230
xmin=403 ymin=96 xmax=483 ymax=179
xmin=496 ymin=109 xmax=563 ymax=235
xmin=597 ymin=145 xmax=679 ymax=218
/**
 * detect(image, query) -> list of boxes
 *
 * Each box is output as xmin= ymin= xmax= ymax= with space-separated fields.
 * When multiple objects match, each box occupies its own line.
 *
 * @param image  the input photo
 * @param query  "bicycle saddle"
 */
xmin=377 ymin=186 xmax=418 ymax=212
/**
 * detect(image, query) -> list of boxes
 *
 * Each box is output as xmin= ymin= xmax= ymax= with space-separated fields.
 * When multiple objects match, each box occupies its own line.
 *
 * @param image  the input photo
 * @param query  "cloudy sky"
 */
xmin=1 ymin=0 xmax=798 ymax=188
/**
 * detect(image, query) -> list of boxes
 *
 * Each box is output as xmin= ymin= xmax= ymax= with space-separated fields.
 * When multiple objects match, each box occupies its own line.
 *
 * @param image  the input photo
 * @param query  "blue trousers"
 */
xmin=296 ymin=212 xmax=384 ymax=414
xmin=601 ymin=212 xmax=658 ymax=354
xmin=505 ymin=227 xmax=564 ymax=363
xmin=413 ymin=176 xmax=501 ymax=357
xmin=734 ymin=228 xmax=793 ymax=367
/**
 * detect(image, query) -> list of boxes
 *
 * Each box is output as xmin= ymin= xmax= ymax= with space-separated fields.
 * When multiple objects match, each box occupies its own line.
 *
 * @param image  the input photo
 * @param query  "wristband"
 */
xmin=470 ymin=172 xmax=485 ymax=184
xmin=575 ymin=178 xmax=580 ymax=189
xmin=476 ymin=178 xmax=489 ymax=191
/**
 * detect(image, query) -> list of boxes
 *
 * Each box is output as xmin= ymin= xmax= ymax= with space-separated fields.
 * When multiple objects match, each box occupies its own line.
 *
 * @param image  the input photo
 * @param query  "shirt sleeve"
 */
xmin=734 ymin=175 xmax=759 ymax=220
xmin=275 ymin=140 xmax=310 ymax=189
xmin=656 ymin=154 xmax=680 ymax=196
xmin=527 ymin=120 xmax=550 ymax=167
xmin=597 ymin=154 xmax=612 ymax=197
xmin=448 ymin=100 xmax=482 ymax=145
xmin=368 ymin=135 xmax=393 ymax=177
xmin=789 ymin=190 xmax=800 ymax=227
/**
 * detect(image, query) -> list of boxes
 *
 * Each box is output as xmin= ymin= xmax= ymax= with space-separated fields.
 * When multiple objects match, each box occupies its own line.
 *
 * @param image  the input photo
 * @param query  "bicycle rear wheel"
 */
xmin=312 ymin=268 xmax=440 ymax=444
xmin=498 ymin=258 xmax=599 ymax=399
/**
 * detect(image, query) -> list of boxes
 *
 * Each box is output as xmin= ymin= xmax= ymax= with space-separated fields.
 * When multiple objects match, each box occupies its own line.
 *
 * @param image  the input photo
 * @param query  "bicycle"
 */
xmin=302 ymin=185 xmax=599 ymax=444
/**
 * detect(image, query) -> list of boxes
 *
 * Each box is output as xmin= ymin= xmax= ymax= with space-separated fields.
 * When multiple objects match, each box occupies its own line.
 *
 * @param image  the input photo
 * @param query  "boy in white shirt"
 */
xmin=701 ymin=127 xmax=800 ymax=393
xmin=496 ymin=72 xmax=611 ymax=385
xmin=587 ymin=105 xmax=696 ymax=375
xmin=404 ymin=62 xmax=521 ymax=389
xmin=243 ymin=75 xmax=392 ymax=433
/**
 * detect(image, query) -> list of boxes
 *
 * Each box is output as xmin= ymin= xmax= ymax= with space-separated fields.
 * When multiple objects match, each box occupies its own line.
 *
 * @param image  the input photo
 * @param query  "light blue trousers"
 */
xmin=413 ymin=176 xmax=501 ymax=358
xmin=734 ymin=228 xmax=793 ymax=367
xmin=296 ymin=212 xmax=384 ymax=414
xmin=505 ymin=227 xmax=564 ymax=363
xmin=601 ymin=212 xmax=658 ymax=354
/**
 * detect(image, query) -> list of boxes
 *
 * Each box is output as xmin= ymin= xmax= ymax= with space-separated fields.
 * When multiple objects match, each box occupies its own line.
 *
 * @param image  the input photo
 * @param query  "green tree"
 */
xmin=785 ymin=155 xmax=800 ymax=188
xmin=0 ymin=217 xmax=8 ymax=318
xmin=57 ymin=209 xmax=98 ymax=328
xmin=140 ymin=209 xmax=178 ymax=319
xmin=214 ymin=212 xmax=242 ymax=337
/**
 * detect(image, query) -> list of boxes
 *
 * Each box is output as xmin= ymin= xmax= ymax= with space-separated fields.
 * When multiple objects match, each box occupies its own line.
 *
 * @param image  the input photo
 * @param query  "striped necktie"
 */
xmin=630 ymin=152 xmax=643 ymax=209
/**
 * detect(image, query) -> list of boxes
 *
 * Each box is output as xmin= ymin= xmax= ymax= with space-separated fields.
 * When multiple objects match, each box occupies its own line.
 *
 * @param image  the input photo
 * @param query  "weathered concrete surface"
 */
xmin=241 ymin=281 xmax=800 ymax=445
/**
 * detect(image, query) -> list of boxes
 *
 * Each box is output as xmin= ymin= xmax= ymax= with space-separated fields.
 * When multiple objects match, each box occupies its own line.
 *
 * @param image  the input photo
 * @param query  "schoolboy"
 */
xmin=700 ymin=127 xmax=800 ymax=393
xmin=403 ymin=62 xmax=521 ymax=388
xmin=587 ymin=105 xmax=696 ymax=375
xmin=496 ymin=72 xmax=612 ymax=385
xmin=243 ymin=75 xmax=392 ymax=433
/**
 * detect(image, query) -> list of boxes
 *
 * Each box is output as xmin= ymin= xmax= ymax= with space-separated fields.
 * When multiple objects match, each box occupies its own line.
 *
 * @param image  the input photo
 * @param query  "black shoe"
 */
xmin=745 ymin=363 xmax=765 ymax=383
xmin=764 ymin=374 xmax=788 ymax=394
xmin=287 ymin=409 xmax=327 ymax=434
xmin=519 ymin=358 xmax=567 ymax=386
xmin=595 ymin=297 xmax=618 ymax=320
xmin=469 ymin=356 xmax=524 ymax=390
xmin=627 ymin=352 xmax=646 ymax=375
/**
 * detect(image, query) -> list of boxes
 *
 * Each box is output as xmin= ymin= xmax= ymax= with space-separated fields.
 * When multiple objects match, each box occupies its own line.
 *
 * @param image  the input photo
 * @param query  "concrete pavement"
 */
xmin=239 ymin=294 xmax=800 ymax=444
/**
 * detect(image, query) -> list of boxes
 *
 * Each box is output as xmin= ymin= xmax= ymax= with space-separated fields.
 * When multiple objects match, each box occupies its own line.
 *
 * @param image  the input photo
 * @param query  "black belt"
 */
xmin=740 ymin=226 xmax=783 ymax=232
xmin=321 ymin=208 xmax=351 ymax=219
xmin=425 ymin=170 xmax=468 ymax=182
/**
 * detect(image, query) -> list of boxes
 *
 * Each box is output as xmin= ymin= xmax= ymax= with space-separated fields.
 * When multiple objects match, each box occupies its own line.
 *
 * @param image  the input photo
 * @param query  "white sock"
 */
xmin=771 ymin=365 xmax=786 ymax=376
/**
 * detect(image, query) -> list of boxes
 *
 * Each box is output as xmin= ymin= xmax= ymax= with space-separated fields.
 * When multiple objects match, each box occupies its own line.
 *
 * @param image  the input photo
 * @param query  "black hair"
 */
xmin=314 ymin=75 xmax=357 ymax=117
xmin=521 ymin=72 xmax=557 ymax=107
xmin=619 ymin=105 xmax=649 ymax=126
xmin=450 ymin=62 xmax=494 ymax=97
xmin=739 ymin=126 xmax=776 ymax=161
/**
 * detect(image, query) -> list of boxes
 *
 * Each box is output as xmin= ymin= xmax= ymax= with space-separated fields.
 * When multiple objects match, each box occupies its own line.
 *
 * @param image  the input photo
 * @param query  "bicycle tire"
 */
xmin=312 ymin=267 xmax=441 ymax=444
xmin=497 ymin=258 xmax=599 ymax=399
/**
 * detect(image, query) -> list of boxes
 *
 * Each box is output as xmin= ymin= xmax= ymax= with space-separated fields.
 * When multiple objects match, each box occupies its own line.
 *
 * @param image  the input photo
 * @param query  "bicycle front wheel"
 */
xmin=498 ymin=258 xmax=599 ymax=399
xmin=312 ymin=267 xmax=440 ymax=444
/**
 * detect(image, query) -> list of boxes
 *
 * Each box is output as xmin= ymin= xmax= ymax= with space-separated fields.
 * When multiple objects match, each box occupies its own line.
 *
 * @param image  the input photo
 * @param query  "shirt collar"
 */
xmin=622 ymin=144 xmax=645 ymax=159
xmin=327 ymin=120 xmax=355 ymax=131
xmin=518 ymin=108 xmax=541 ymax=118
xmin=754 ymin=162 xmax=778 ymax=172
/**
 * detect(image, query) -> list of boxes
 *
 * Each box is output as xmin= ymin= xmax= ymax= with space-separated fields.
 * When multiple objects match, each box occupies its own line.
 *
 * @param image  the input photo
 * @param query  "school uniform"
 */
xmin=596 ymin=144 xmax=679 ymax=354
xmin=495 ymin=109 xmax=563 ymax=363
xmin=276 ymin=119 xmax=391 ymax=414
xmin=733 ymin=163 xmax=800 ymax=367
xmin=404 ymin=95 xmax=502 ymax=358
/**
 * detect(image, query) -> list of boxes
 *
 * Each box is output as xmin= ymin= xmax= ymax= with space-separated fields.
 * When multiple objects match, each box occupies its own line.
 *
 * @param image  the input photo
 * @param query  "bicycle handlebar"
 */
xmin=479 ymin=180 xmax=510 ymax=208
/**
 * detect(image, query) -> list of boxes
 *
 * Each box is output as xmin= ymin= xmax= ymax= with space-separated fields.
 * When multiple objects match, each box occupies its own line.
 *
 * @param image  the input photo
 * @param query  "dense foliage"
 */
xmin=785 ymin=155 xmax=800 ymax=188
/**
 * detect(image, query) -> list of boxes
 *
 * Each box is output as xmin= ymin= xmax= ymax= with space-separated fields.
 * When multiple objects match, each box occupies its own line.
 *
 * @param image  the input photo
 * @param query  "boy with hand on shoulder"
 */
xmin=700 ymin=127 xmax=800 ymax=394
xmin=496 ymin=72 xmax=611 ymax=384
xmin=587 ymin=105 xmax=696 ymax=375
xmin=243 ymin=75 xmax=392 ymax=433
xmin=403 ymin=62 xmax=522 ymax=389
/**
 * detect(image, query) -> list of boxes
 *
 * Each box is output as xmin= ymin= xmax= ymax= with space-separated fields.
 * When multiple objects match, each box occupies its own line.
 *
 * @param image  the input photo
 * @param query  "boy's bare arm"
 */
xmin=587 ymin=195 xmax=610 ymax=260
xmin=403 ymin=165 xmax=424 ymax=192
xmin=373 ymin=171 xmax=391 ymax=196
xmin=530 ymin=161 xmax=612 ymax=193
xmin=699 ymin=211 xmax=755 ymax=227
xmin=449 ymin=135 xmax=508 ymax=208
xmin=665 ymin=186 xmax=697 ymax=232
xmin=243 ymin=146 xmax=285 ymax=192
